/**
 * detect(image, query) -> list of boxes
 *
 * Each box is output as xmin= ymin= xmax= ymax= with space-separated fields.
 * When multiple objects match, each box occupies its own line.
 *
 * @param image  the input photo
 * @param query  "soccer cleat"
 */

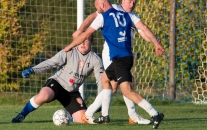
xmin=129 ymin=115 xmax=151 ymax=125
xmin=93 ymin=115 xmax=110 ymax=124
xmin=152 ymin=112 xmax=164 ymax=129
xmin=81 ymin=114 xmax=97 ymax=124
xmin=12 ymin=113 xmax=25 ymax=123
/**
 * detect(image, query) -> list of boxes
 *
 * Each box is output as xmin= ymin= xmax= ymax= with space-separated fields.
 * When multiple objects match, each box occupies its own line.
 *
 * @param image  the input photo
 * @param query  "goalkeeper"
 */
xmin=11 ymin=34 xmax=103 ymax=123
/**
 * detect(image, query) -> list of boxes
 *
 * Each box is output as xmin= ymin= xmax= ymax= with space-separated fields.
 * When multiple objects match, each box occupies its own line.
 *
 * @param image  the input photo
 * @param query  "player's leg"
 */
xmin=120 ymin=82 xmax=164 ymax=129
xmin=11 ymin=79 xmax=55 ymax=123
xmin=102 ymin=51 xmax=145 ymax=124
xmin=123 ymin=95 xmax=151 ymax=125
xmin=85 ymin=91 xmax=103 ymax=116
xmin=93 ymin=65 xmax=115 ymax=124
xmin=114 ymin=56 xmax=163 ymax=128
xmin=82 ymin=44 xmax=112 ymax=123
xmin=121 ymin=77 xmax=151 ymax=124
xmin=82 ymin=90 xmax=104 ymax=124
xmin=99 ymin=42 xmax=113 ymax=114
xmin=72 ymin=110 xmax=86 ymax=122
xmin=84 ymin=76 xmax=149 ymax=124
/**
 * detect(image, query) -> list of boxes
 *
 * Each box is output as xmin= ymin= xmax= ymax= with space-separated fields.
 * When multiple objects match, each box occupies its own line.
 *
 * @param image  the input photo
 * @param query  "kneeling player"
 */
xmin=11 ymin=34 xmax=103 ymax=124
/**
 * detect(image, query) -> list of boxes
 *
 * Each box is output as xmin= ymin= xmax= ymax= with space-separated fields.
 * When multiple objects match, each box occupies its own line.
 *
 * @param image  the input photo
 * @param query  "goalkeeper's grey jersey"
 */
xmin=32 ymin=47 xmax=104 ymax=93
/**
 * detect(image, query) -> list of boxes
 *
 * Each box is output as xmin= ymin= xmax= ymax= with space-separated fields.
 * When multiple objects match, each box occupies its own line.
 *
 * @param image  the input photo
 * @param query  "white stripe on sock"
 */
xmin=30 ymin=96 xmax=40 ymax=108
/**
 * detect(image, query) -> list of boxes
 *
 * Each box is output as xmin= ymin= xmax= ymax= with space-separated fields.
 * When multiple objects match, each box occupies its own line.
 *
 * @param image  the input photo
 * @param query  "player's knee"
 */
xmin=122 ymin=90 xmax=131 ymax=98
xmin=37 ymin=87 xmax=54 ymax=102
xmin=35 ymin=94 xmax=48 ymax=103
xmin=36 ymin=91 xmax=53 ymax=103
xmin=72 ymin=110 xmax=86 ymax=123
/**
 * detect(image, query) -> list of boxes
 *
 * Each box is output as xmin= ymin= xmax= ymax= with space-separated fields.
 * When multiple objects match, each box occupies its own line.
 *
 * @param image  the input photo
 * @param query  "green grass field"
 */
xmin=0 ymin=102 xmax=207 ymax=130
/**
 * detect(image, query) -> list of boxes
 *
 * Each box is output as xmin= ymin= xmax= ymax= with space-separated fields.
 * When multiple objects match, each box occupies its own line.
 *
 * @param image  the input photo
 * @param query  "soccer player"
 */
xmin=11 ymin=34 xmax=103 ymax=124
xmin=64 ymin=0 xmax=164 ymax=129
xmin=72 ymin=0 xmax=159 ymax=125
xmin=64 ymin=0 xmax=164 ymax=128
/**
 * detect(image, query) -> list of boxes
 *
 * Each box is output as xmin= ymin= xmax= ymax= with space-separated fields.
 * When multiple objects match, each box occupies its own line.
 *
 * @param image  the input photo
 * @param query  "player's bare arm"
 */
xmin=138 ymin=30 xmax=161 ymax=44
xmin=64 ymin=27 xmax=95 ymax=52
xmin=72 ymin=12 xmax=98 ymax=39
xmin=135 ymin=21 xmax=164 ymax=56
xmin=138 ymin=30 xmax=151 ymax=42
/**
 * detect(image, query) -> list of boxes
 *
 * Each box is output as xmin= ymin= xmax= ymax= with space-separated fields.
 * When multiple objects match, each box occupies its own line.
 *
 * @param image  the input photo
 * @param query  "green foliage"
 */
xmin=133 ymin=0 xmax=170 ymax=93
xmin=175 ymin=0 xmax=206 ymax=91
xmin=133 ymin=0 xmax=206 ymax=99
xmin=0 ymin=0 xmax=47 ymax=91
xmin=0 ymin=0 xmax=206 ymax=102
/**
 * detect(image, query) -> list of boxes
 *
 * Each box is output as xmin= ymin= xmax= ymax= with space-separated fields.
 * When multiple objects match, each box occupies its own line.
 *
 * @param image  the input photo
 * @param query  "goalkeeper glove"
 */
xmin=22 ymin=68 xmax=34 ymax=78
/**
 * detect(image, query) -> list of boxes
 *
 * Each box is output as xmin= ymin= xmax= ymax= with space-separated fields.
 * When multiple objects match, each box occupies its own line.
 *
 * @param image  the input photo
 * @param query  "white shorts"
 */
xmin=102 ymin=42 xmax=112 ymax=69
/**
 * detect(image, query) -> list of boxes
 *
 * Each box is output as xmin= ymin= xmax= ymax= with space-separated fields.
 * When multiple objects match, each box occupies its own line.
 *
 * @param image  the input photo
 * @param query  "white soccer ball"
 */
xmin=53 ymin=109 xmax=71 ymax=126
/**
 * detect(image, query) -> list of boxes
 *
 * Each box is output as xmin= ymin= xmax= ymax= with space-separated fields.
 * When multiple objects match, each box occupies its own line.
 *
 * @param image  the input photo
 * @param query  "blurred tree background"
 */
xmin=133 ymin=0 xmax=206 ymax=102
xmin=0 ymin=0 xmax=47 ymax=91
xmin=0 ymin=0 xmax=206 ymax=103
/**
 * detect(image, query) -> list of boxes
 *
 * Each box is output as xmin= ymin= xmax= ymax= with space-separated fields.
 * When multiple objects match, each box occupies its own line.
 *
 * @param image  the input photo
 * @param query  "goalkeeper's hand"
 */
xmin=22 ymin=68 xmax=34 ymax=78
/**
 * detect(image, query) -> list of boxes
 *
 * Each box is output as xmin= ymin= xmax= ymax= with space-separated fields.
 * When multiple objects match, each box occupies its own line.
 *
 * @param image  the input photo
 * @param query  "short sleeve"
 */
xmin=128 ymin=12 xmax=141 ymax=25
xmin=89 ymin=14 xmax=104 ymax=30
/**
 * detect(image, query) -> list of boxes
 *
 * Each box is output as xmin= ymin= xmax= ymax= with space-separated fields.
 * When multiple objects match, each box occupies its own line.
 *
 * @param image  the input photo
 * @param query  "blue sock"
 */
xmin=70 ymin=118 xmax=74 ymax=122
xmin=20 ymin=100 xmax=37 ymax=117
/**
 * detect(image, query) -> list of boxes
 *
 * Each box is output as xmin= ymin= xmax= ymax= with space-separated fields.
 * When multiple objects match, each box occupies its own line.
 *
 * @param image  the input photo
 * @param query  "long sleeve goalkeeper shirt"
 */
xmin=31 ymin=47 xmax=104 ymax=93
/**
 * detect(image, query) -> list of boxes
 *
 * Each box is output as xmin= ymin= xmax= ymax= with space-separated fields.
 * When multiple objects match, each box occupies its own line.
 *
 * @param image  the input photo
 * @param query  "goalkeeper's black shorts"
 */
xmin=44 ymin=78 xmax=87 ymax=115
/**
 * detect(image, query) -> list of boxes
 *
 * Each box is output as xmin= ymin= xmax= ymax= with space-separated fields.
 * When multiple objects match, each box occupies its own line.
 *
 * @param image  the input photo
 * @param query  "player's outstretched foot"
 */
xmin=129 ymin=115 xmax=151 ymax=125
xmin=81 ymin=114 xmax=97 ymax=124
xmin=152 ymin=113 xmax=164 ymax=129
xmin=93 ymin=115 xmax=110 ymax=124
xmin=12 ymin=113 xmax=25 ymax=123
